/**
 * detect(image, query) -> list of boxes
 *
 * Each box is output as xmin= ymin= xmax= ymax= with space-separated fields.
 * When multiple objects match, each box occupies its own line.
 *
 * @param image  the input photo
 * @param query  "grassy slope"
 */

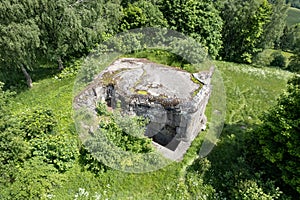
xmin=11 ymin=61 xmax=293 ymax=199
xmin=12 ymin=77 xmax=75 ymax=133
xmin=287 ymin=7 xmax=300 ymax=27
xmin=217 ymin=61 xmax=292 ymax=124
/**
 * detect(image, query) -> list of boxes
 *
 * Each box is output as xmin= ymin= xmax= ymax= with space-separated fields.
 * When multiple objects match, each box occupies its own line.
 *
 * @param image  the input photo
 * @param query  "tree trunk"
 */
xmin=58 ymin=56 xmax=64 ymax=70
xmin=21 ymin=66 xmax=33 ymax=88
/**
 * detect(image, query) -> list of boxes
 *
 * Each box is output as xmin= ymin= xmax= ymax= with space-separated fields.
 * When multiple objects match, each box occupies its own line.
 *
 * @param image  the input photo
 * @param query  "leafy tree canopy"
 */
xmin=160 ymin=0 xmax=223 ymax=59
xmin=257 ymin=75 xmax=300 ymax=193
xmin=287 ymin=39 xmax=300 ymax=73
xmin=220 ymin=0 xmax=273 ymax=63
xmin=280 ymin=23 xmax=300 ymax=51
xmin=259 ymin=0 xmax=289 ymax=49
xmin=119 ymin=0 xmax=168 ymax=31
xmin=0 ymin=0 xmax=122 ymax=87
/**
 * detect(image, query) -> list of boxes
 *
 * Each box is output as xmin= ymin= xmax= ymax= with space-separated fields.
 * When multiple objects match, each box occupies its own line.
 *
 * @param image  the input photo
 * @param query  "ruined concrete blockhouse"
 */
xmin=74 ymin=58 xmax=214 ymax=160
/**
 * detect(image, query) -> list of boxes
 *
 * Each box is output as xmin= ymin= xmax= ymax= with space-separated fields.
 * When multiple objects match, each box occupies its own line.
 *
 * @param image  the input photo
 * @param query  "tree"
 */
xmin=160 ymin=0 xmax=223 ymax=58
xmin=36 ymin=0 xmax=122 ymax=70
xmin=119 ymin=0 xmax=168 ymax=31
xmin=287 ymin=39 xmax=300 ymax=73
xmin=280 ymin=23 xmax=300 ymax=51
xmin=259 ymin=0 xmax=289 ymax=49
xmin=0 ymin=0 xmax=122 ymax=87
xmin=0 ymin=20 xmax=40 ymax=88
xmin=0 ymin=0 xmax=41 ymax=87
xmin=220 ymin=0 xmax=272 ymax=63
xmin=256 ymin=76 xmax=300 ymax=194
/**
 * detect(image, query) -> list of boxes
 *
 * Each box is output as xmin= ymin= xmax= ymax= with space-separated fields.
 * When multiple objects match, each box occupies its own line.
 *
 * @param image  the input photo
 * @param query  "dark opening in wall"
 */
xmin=105 ymin=84 xmax=115 ymax=108
xmin=151 ymin=125 xmax=177 ymax=146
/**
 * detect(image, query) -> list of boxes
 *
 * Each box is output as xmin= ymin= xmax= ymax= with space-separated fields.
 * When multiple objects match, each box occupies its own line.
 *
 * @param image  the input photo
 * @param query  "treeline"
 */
xmin=0 ymin=0 xmax=122 ymax=88
xmin=286 ymin=0 xmax=300 ymax=8
xmin=1 ymin=0 xmax=299 ymax=88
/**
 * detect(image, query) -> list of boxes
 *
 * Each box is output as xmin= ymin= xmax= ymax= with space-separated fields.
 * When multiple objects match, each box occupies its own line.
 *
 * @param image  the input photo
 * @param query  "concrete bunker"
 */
xmin=74 ymin=58 xmax=214 ymax=160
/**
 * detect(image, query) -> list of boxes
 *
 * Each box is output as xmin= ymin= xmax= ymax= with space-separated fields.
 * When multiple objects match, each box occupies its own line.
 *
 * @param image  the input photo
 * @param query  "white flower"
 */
xmin=93 ymin=192 xmax=102 ymax=200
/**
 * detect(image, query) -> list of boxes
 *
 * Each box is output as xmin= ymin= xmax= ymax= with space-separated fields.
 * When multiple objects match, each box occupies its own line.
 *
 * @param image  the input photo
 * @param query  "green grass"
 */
xmin=287 ymin=7 xmax=300 ymax=27
xmin=11 ymin=77 xmax=75 ymax=133
xmin=8 ymin=57 xmax=295 ymax=199
xmin=122 ymin=49 xmax=184 ymax=69
xmin=216 ymin=61 xmax=292 ymax=124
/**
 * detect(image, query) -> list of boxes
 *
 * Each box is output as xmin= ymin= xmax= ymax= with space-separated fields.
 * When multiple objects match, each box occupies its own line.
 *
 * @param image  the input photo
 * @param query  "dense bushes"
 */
xmin=0 ymin=85 xmax=78 ymax=198
xmin=19 ymin=108 xmax=57 ymax=139
xmin=255 ymin=76 xmax=300 ymax=194
xmin=287 ymin=39 xmax=300 ymax=73
xmin=0 ymin=83 xmax=30 ymax=188
xmin=4 ymin=157 xmax=62 ymax=199
xmin=201 ymin=128 xmax=284 ymax=199
xmin=97 ymin=102 xmax=153 ymax=153
xmin=30 ymin=134 xmax=78 ymax=172
xmin=78 ymin=146 xmax=108 ymax=175
xmin=270 ymin=51 xmax=287 ymax=68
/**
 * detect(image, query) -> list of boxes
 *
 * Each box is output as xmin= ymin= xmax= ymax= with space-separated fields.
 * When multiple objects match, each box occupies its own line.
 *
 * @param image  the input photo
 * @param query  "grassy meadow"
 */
xmin=7 ymin=56 xmax=293 ymax=199
xmin=287 ymin=7 xmax=300 ymax=26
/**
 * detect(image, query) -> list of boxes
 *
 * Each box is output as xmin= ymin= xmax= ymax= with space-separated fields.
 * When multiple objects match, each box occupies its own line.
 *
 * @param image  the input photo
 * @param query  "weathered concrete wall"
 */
xmin=74 ymin=58 xmax=214 ymax=161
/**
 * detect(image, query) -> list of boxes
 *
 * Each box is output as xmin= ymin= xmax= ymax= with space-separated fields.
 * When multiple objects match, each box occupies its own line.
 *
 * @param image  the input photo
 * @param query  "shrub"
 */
xmin=30 ymin=133 xmax=78 ymax=172
xmin=0 ymin=83 xmax=30 ymax=187
xmin=78 ymin=145 xmax=108 ymax=175
xmin=100 ymin=113 xmax=152 ymax=153
xmin=185 ymin=158 xmax=216 ymax=199
xmin=0 ymin=124 xmax=31 ymax=188
xmin=0 ymin=82 xmax=15 ymax=121
xmin=232 ymin=180 xmax=282 ymax=200
xmin=96 ymin=101 xmax=110 ymax=116
xmin=79 ymin=102 xmax=153 ymax=174
xmin=54 ymin=59 xmax=82 ymax=80
xmin=256 ymin=76 xmax=300 ymax=194
xmin=4 ymin=157 xmax=62 ymax=199
xmin=97 ymin=102 xmax=152 ymax=153
xmin=19 ymin=108 xmax=57 ymax=139
xmin=270 ymin=52 xmax=287 ymax=68
xmin=13 ymin=107 xmax=77 ymax=172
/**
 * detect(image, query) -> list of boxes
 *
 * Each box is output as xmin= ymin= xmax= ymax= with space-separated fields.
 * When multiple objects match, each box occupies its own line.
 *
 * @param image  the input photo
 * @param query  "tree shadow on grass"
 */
xmin=187 ymin=123 xmax=294 ymax=199
xmin=30 ymin=67 xmax=58 ymax=82
xmin=0 ymin=65 xmax=59 ymax=92
xmin=185 ymin=122 xmax=296 ymax=199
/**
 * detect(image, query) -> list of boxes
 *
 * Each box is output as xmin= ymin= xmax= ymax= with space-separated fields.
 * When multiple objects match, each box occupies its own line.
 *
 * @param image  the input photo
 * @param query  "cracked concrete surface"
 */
xmin=74 ymin=58 xmax=214 ymax=161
